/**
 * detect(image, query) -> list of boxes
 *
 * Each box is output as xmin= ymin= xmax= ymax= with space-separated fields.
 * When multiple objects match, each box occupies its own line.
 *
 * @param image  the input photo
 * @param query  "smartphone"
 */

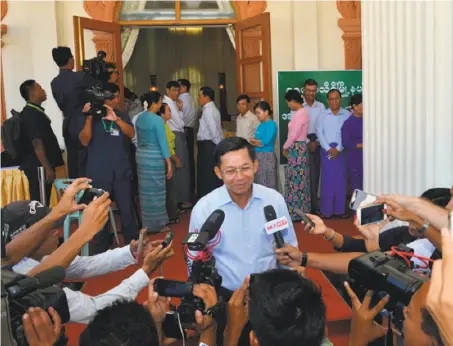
xmin=357 ymin=203 xmax=388 ymax=226
xmin=163 ymin=312 xmax=187 ymax=340
xmin=293 ymin=208 xmax=315 ymax=230
xmin=350 ymin=189 xmax=377 ymax=211
xmin=78 ymin=188 xmax=105 ymax=205
xmin=153 ymin=279 xmax=193 ymax=298
xmin=161 ymin=231 xmax=174 ymax=249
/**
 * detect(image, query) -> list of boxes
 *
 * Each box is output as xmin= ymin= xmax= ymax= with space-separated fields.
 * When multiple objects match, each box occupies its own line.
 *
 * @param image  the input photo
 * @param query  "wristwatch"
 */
xmin=417 ymin=221 xmax=430 ymax=234
xmin=300 ymin=252 xmax=308 ymax=267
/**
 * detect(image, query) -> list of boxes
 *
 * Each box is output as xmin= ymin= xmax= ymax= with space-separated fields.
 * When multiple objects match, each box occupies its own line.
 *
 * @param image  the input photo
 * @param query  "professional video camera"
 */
xmin=1 ymin=267 xmax=70 ymax=346
xmin=348 ymin=245 xmax=428 ymax=331
xmin=82 ymin=50 xmax=110 ymax=84
xmin=155 ymin=210 xmax=225 ymax=329
xmin=83 ymin=86 xmax=115 ymax=119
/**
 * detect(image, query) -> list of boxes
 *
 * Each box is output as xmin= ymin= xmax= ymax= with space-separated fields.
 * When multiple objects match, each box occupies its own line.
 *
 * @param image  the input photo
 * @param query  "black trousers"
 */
xmin=184 ymin=127 xmax=196 ymax=202
xmin=22 ymin=166 xmax=53 ymax=205
xmin=216 ymin=287 xmax=251 ymax=346
xmin=90 ymin=178 xmax=138 ymax=254
xmin=197 ymin=141 xmax=222 ymax=200
xmin=309 ymin=146 xmax=321 ymax=213
xmin=63 ymin=133 xmax=87 ymax=178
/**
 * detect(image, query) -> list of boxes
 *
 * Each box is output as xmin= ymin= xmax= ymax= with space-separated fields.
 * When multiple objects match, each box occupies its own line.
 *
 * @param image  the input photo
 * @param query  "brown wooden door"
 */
xmin=235 ymin=12 xmax=272 ymax=107
xmin=73 ymin=16 xmax=124 ymax=110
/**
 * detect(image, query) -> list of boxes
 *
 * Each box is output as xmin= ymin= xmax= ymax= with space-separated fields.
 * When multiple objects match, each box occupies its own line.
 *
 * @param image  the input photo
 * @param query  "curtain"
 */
xmin=121 ymin=0 xmax=147 ymax=68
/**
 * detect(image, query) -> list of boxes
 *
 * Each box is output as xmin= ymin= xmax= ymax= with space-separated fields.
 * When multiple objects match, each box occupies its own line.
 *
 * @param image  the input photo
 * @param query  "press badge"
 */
xmin=111 ymin=129 xmax=120 ymax=136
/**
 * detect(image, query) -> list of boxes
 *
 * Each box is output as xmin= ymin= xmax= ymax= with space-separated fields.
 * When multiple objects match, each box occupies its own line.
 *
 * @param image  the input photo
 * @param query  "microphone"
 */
xmin=183 ymin=209 xmax=225 ymax=251
xmin=6 ymin=266 xmax=66 ymax=300
xmin=264 ymin=205 xmax=288 ymax=248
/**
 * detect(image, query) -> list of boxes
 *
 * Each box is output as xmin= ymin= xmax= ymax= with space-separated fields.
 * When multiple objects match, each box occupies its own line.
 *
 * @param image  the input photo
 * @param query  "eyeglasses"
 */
xmin=221 ymin=166 xmax=253 ymax=177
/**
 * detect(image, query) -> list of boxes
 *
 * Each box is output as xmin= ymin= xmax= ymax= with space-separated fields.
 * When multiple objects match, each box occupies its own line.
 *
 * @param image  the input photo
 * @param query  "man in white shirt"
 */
xmin=197 ymin=86 xmax=224 ymax=199
xmin=178 ymin=79 xmax=197 ymax=203
xmin=4 ymin=200 xmax=174 ymax=324
xmin=303 ymin=79 xmax=326 ymax=213
xmin=235 ymin=94 xmax=260 ymax=140
xmin=163 ymin=81 xmax=191 ymax=207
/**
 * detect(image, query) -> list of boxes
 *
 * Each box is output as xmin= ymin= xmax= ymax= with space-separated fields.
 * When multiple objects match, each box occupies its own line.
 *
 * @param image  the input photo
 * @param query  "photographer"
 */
xmin=78 ymin=82 xmax=138 ymax=253
xmin=79 ymin=277 xmax=218 ymax=346
xmin=51 ymin=46 xmax=97 ymax=178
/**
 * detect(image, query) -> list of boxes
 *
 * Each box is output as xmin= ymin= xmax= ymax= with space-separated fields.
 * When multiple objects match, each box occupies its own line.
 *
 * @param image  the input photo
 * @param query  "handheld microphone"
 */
xmin=183 ymin=209 xmax=225 ymax=251
xmin=264 ymin=205 xmax=288 ymax=248
xmin=5 ymin=266 xmax=66 ymax=299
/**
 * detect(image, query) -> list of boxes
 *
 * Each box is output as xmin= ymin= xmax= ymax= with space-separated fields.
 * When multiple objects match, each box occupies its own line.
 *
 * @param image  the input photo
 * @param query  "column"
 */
xmin=362 ymin=1 xmax=453 ymax=196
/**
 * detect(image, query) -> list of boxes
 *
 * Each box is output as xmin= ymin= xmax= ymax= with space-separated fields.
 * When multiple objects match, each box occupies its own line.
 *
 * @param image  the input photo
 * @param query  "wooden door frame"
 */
xmin=73 ymin=16 xmax=124 ymax=110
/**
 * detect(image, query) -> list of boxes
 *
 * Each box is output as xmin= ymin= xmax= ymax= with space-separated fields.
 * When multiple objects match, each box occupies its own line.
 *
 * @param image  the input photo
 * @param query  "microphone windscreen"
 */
xmin=34 ymin=266 xmax=66 ymax=288
xmin=199 ymin=209 xmax=225 ymax=240
xmin=264 ymin=205 xmax=277 ymax=221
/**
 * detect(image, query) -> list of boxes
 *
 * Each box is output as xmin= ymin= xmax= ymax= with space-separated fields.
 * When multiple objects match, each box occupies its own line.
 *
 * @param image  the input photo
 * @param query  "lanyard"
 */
xmin=26 ymin=103 xmax=50 ymax=121
xmin=101 ymin=119 xmax=114 ymax=133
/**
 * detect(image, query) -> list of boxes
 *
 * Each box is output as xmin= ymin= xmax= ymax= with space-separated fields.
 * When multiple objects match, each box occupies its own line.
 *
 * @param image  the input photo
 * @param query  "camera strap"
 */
xmin=26 ymin=103 xmax=50 ymax=122
xmin=101 ymin=119 xmax=114 ymax=134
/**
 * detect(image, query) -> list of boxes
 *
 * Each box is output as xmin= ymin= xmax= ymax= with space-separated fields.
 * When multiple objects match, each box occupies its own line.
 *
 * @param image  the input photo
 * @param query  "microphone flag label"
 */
xmin=264 ymin=217 xmax=289 ymax=235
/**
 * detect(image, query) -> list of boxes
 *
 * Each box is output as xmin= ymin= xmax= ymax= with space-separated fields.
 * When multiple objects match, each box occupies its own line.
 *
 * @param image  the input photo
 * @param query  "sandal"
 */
xmin=167 ymin=218 xmax=180 ymax=225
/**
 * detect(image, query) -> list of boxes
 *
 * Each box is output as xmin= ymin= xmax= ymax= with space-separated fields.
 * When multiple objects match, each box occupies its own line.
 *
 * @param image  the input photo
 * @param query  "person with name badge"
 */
xmin=187 ymin=137 xmax=298 ymax=346
xmin=79 ymin=82 xmax=138 ymax=254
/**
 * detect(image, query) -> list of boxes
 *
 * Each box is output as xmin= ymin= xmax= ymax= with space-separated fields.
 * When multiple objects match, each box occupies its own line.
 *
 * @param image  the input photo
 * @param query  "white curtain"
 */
xmin=121 ymin=0 xmax=147 ymax=68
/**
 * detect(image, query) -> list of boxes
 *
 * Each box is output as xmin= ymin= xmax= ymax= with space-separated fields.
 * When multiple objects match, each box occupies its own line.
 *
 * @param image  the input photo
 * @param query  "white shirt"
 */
xmin=131 ymin=111 xmax=144 ymax=147
xmin=13 ymin=245 xmax=149 ymax=324
xmin=179 ymin=92 xmax=197 ymax=128
xmin=302 ymin=100 xmax=326 ymax=138
xmin=236 ymin=110 xmax=260 ymax=139
xmin=197 ymin=101 xmax=224 ymax=145
xmin=163 ymin=95 xmax=185 ymax=133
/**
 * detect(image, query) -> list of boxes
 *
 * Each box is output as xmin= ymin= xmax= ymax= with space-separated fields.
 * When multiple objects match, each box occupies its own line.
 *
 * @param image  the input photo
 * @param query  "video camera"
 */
xmin=82 ymin=50 xmax=116 ymax=119
xmin=155 ymin=210 xmax=225 ymax=330
xmin=348 ymin=245 xmax=428 ymax=330
xmin=1 ymin=267 xmax=70 ymax=346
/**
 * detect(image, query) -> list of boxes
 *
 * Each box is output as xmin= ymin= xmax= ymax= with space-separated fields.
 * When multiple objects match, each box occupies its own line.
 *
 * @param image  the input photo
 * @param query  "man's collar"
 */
xmin=203 ymin=101 xmax=214 ymax=109
xmin=26 ymin=102 xmax=44 ymax=111
xmin=238 ymin=110 xmax=253 ymax=118
xmin=327 ymin=107 xmax=345 ymax=115
xmin=217 ymin=183 xmax=265 ymax=207
xmin=163 ymin=95 xmax=175 ymax=103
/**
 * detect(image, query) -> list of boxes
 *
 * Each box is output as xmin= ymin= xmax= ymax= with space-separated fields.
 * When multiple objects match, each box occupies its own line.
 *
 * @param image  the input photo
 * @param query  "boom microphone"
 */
xmin=264 ymin=205 xmax=288 ymax=248
xmin=183 ymin=209 xmax=225 ymax=251
xmin=5 ymin=266 xmax=66 ymax=299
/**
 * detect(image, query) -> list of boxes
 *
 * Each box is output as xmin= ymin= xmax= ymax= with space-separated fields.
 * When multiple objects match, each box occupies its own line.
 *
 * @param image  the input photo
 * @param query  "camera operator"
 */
xmin=187 ymin=137 xmax=298 ymax=345
xmin=22 ymin=307 xmax=63 ymax=346
xmin=51 ymin=46 xmax=97 ymax=178
xmin=78 ymin=82 xmax=138 ymax=253
xmin=79 ymin=277 xmax=218 ymax=346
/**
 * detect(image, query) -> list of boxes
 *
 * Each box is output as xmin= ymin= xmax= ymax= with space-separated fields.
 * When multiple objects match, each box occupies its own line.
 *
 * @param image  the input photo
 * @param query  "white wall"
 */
xmin=3 ymin=0 xmax=64 ymax=147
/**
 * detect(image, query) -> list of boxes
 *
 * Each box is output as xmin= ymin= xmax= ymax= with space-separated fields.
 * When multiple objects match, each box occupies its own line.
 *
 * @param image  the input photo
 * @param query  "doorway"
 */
xmin=123 ymin=26 xmax=238 ymax=116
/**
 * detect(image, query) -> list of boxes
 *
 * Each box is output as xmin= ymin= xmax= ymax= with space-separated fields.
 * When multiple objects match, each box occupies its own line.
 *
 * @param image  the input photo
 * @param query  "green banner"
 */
xmin=278 ymin=70 xmax=362 ymax=164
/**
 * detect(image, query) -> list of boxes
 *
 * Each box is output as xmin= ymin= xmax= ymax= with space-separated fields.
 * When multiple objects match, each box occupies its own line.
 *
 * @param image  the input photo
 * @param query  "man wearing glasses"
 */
xmin=302 ymin=79 xmax=326 ymax=214
xmin=187 ymin=136 xmax=298 ymax=345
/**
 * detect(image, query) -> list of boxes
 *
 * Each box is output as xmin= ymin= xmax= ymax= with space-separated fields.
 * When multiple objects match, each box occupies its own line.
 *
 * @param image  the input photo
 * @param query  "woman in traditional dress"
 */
xmin=342 ymin=94 xmax=363 ymax=192
xmin=283 ymin=90 xmax=311 ymax=220
xmin=249 ymin=101 xmax=278 ymax=190
xmin=135 ymin=91 xmax=173 ymax=233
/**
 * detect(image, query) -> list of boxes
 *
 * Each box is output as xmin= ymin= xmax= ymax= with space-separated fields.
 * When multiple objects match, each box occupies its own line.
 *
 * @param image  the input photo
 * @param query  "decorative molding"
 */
xmin=83 ymin=1 xmax=117 ymax=22
xmin=232 ymin=1 xmax=267 ymax=21
xmin=1 ymin=0 xmax=8 ymax=124
xmin=337 ymin=0 xmax=362 ymax=70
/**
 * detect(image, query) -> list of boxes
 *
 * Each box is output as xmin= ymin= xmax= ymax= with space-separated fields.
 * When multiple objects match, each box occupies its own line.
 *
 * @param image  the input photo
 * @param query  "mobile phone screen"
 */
xmin=350 ymin=190 xmax=377 ymax=210
xmin=360 ymin=204 xmax=386 ymax=225
xmin=154 ymin=279 xmax=193 ymax=298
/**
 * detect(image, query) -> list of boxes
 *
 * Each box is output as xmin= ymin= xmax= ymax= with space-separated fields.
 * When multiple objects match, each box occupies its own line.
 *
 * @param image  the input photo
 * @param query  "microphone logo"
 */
xmin=264 ymin=216 xmax=289 ymax=235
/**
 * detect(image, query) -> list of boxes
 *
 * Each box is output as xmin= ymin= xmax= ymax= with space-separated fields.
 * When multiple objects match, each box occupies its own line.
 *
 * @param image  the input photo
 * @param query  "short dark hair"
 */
xmin=285 ymin=89 xmax=304 ymax=104
xmin=166 ymin=81 xmax=180 ymax=90
xmin=214 ymin=137 xmax=255 ymax=167
xmin=349 ymin=94 xmax=362 ymax=107
xmin=254 ymin=101 xmax=273 ymax=118
xmin=158 ymin=103 xmax=168 ymax=116
xmin=200 ymin=86 xmax=215 ymax=102
xmin=178 ymin=79 xmax=191 ymax=91
xmin=327 ymin=89 xmax=342 ymax=99
xmin=236 ymin=94 xmax=250 ymax=104
xmin=304 ymin=79 xmax=318 ymax=87
xmin=103 ymin=83 xmax=120 ymax=95
xmin=52 ymin=46 xmax=73 ymax=67
xmin=79 ymin=301 xmax=159 ymax=346
xmin=420 ymin=188 xmax=451 ymax=208
xmin=19 ymin=80 xmax=36 ymax=101
xmin=249 ymin=269 xmax=326 ymax=346
xmin=140 ymin=91 xmax=162 ymax=109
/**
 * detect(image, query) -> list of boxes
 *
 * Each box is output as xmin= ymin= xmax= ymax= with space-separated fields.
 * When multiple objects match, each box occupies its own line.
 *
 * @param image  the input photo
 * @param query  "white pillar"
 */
xmin=362 ymin=1 xmax=453 ymax=196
